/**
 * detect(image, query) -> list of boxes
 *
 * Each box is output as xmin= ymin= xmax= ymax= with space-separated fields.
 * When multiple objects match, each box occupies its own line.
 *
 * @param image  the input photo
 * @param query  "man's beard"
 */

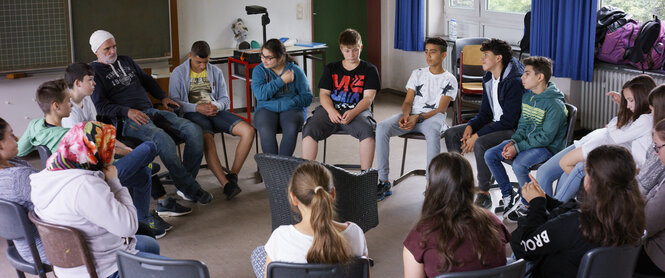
xmin=99 ymin=52 xmax=117 ymax=64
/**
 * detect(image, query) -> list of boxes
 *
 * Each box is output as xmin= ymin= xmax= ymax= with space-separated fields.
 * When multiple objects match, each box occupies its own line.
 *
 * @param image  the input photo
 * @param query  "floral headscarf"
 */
xmin=46 ymin=121 xmax=116 ymax=171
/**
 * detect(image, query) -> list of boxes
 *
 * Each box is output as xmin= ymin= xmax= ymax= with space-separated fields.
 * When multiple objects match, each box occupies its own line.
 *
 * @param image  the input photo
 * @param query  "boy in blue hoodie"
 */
xmin=301 ymin=29 xmax=380 ymax=171
xmin=170 ymin=41 xmax=255 ymax=200
xmin=443 ymin=39 xmax=525 ymax=209
xmin=484 ymin=56 xmax=567 ymax=221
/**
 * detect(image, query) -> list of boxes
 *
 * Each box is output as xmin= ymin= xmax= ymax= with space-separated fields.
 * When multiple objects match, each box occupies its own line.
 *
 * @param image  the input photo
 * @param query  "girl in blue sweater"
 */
xmin=251 ymin=39 xmax=313 ymax=156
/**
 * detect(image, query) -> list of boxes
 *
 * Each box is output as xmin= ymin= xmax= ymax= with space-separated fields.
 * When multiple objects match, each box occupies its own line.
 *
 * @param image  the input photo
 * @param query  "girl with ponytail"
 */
xmin=254 ymin=162 xmax=367 ymax=277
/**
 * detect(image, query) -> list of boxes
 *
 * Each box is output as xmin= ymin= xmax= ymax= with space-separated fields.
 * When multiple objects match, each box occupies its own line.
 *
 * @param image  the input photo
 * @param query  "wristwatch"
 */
xmin=417 ymin=113 xmax=424 ymax=123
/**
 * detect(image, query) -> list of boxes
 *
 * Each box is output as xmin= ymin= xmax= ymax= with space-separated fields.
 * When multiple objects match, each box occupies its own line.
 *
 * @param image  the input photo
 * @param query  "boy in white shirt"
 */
xmin=375 ymin=37 xmax=457 ymax=200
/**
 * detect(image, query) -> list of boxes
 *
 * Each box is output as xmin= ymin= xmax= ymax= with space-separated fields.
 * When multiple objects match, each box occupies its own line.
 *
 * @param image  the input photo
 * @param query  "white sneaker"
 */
xmin=176 ymin=190 xmax=193 ymax=202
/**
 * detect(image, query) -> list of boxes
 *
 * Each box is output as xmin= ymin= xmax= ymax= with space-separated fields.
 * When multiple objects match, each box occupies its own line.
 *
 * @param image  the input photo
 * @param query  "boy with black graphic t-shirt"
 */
xmin=302 ymin=29 xmax=380 ymax=170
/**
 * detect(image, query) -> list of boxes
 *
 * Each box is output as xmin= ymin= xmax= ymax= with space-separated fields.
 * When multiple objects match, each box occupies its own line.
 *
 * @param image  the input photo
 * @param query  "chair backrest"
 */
xmin=452 ymin=37 xmax=490 ymax=73
xmin=564 ymin=103 xmax=578 ymax=147
xmin=460 ymin=45 xmax=485 ymax=85
xmin=576 ymin=245 xmax=641 ymax=278
xmin=28 ymin=211 xmax=98 ymax=278
xmin=435 ymin=259 xmax=526 ymax=278
xmin=36 ymin=145 xmax=52 ymax=169
xmin=266 ymin=257 xmax=371 ymax=278
xmin=0 ymin=199 xmax=50 ymax=275
xmin=116 ymin=250 xmax=210 ymax=278
xmin=254 ymin=153 xmax=379 ymax=233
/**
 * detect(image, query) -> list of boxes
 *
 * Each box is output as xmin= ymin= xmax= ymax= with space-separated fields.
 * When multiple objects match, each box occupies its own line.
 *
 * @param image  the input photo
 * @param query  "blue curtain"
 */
xmin=394 ymin=0 xmax=425 ymax=51
xmin=530 ymin=0 xmax=597 ymax=82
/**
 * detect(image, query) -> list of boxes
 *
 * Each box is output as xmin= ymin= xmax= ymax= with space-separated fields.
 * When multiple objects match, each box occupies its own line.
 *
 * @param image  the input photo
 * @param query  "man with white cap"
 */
xmin=89 ymin=30 xmax=212 ymax=205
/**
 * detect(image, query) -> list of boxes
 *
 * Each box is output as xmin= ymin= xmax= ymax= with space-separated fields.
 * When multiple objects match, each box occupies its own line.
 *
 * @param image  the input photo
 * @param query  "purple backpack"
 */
xmin=597 ymin=19 xmax=640 ymax=64
xmin=625 ymin=16 xmax=665 ymax=70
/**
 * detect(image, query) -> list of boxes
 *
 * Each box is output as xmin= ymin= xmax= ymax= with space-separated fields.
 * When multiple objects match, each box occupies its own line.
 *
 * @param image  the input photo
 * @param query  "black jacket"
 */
xmin=91 ymin=55 xmax=166 ymax=117
xmin=510 ymin=196 xmax=600 ymax=278
xmin=467 ymin=57 xmax=526 ymax=136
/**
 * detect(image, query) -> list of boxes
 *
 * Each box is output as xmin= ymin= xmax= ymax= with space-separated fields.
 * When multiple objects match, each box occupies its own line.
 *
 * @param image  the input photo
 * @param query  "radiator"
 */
xmin=580 ymin=67 xmax=665 ymax=130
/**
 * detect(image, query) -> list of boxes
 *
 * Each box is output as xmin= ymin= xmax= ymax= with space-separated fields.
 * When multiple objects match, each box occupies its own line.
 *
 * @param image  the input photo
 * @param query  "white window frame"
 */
xmin=441 ymin=0 xmax=527 ymax=40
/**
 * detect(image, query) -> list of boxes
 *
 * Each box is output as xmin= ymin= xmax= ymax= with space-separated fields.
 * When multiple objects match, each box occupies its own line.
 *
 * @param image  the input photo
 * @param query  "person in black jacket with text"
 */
xmin=511 ymin=145 xmax=645 ymax=278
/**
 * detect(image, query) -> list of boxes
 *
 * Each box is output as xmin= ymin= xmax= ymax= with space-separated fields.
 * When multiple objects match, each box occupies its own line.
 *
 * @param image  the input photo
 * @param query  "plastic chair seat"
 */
xmin=461 ymin=82 xmax=483 ymax=92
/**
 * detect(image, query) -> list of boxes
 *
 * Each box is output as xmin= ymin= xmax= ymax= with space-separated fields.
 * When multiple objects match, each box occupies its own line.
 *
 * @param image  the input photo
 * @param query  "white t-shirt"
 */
xmin=490 ymin=76 xmax=503 ymax=122
xmin=405 ymin=67 xmax=458 ymax=114
xmin=264 ymin=222 xmax=368 ymax=263
xmin=62 ymin=96 xmax=97 ymax=128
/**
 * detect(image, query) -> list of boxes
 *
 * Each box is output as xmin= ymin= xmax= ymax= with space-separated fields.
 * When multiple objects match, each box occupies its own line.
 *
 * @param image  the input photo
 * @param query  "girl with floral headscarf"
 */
xmin=30 ymin=121 xmax=166 ymax=278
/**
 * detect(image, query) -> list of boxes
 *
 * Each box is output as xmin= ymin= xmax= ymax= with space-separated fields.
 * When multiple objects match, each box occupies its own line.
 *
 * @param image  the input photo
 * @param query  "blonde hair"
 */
xmin=288 ymin=162 xmax=353 ymax=264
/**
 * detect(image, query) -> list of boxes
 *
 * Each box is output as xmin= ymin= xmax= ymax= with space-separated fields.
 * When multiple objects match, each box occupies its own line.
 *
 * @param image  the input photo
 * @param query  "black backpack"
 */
xmin=519 ymin=11 xmax=531 ymax=56
xmin=624 ymin=15 xmax=665 ymax=70
xmin=596 ymin=6 xmax=632 ymax=48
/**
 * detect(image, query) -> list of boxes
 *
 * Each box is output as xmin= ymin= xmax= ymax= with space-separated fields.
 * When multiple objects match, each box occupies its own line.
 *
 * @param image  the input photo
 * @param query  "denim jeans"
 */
xmin=553 ymin=161 xmax=585 ymax=202
xmin=122 ymin=108 xmax=204 ymax=197
xmin=376 ymin=113 xmax=446 ymax=180
xmin=183 ymin=110 xmax=244 ymax=135
xmin=113 ymin=141 xmax=157 ymax=221
xmin=485 ymin=140 xmax=553 ymax=198
xmin=444 ymin=124 xmax=514 ymax=191
xmin=106 ymin=235 xmax=168 ymax=278
xmin=254 ymin=108 xmax=304 ymax=156
xmin=535 ymin=144 xmax=575 ymax=197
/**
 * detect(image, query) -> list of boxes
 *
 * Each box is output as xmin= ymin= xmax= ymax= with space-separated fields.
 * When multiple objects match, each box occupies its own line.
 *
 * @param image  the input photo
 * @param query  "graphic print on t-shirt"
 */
xmin=331 ymin=74 xmax=365 ymax=109
xmin=189 ymin=70 xmax=212 ymax=104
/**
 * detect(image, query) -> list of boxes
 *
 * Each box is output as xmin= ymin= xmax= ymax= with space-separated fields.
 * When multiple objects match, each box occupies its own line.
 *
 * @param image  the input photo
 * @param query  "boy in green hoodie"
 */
xmin=484 ymin=56 xmax=567 ymax=221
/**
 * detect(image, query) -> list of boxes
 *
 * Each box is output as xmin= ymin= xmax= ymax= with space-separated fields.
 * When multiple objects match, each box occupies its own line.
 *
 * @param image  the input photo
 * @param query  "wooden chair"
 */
xmin=28 ymin=211 xmax=98 ymax=278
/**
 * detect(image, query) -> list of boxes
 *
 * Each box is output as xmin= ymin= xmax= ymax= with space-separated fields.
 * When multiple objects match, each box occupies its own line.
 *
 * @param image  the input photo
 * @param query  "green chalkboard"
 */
xmin=0 ymin=0 xmax=72 ymax=72
xmin=71 ymin=0 xmax=171 ymax=63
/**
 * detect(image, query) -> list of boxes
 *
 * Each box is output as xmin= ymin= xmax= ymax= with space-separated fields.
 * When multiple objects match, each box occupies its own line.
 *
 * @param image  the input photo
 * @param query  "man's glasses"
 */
xmin=653 ymin=142 xmax=665 ymax=153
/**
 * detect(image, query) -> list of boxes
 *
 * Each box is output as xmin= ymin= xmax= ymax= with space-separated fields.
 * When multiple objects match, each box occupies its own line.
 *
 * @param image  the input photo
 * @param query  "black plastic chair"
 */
xmin=0 ymin=199 xmax=52 ymax=278
xmin=435 ymin=259 xmax=526 ymax=278
xmin=576 ymin=245 xmax=641 ymax=278
xmin=452 ymin=37 xmax=489 ymax=124
xmin=392 ymin=132 xmax=446 ymax=186
xmin=266 ymin=257 xmax=371 ymax=278
xmin=116 ymin=250 xmax=210 ymax=278
xmin=322 ymin=104 xmax=375 ymax=170
xmin=35 ymin=145 xmax=51 ymax=169
xmin=254 ymin=153 xmax=379 ymax=233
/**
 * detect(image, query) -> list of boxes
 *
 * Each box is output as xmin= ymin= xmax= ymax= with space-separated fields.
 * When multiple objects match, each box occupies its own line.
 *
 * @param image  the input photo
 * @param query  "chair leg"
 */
xmin=254 ymin=132 xmax=262 ymax=183
xmin=219 ymin=132 xmax=230 ymax=170
xmin=323 ymin=138 xmax=327 ymax=163
xmin=400 ymin=138 xmax=408 ymax=176
xmin=15 ymin=270 xmax=26 ymax=278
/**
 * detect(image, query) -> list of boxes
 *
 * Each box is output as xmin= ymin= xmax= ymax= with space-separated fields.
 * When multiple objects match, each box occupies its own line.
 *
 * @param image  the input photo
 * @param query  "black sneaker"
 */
xmin=156 ymin=197 xmax=192 ymax=217
xmin=223 ymin=182 xmax=242 ymax=200
xmin=142 ymin=213 xmax=169 ymax=239
xmin=474 ymin=193 xmax=492 ymax=209
xmin=506 ymin=203 xmax=528 ymax=223
xmin=193 ymin=189 xmax=213 ymax=205
xmin=377 ymin=180 xmax=392 ymax=201
xmin=226 ymin=173 xmax=238 ymax=185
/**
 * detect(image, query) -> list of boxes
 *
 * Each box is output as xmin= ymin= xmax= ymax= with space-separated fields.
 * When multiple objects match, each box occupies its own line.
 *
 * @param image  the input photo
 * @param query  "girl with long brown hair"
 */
xmin=403 ymin=152 xmax=510 ymax=277
xmin=512 ymin=145 xmax=645 ymax=278
xmin=253 ymin=162 xmax=367 ymax=278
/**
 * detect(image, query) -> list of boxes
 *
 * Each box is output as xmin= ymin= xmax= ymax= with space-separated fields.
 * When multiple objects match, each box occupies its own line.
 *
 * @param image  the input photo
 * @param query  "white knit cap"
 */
xmin=89 ymin=30 xmax=115 ymax=53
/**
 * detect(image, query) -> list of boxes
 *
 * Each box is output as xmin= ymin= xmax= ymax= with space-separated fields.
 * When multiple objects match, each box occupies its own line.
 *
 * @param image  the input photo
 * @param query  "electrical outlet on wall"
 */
xmin=296 ymin=3 xmax=303 ymax=19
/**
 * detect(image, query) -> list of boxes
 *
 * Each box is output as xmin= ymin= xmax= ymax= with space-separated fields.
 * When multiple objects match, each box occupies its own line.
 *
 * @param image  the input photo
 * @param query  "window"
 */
xmin=449 ymin=0 xmax=474 ymax=9
xmin=437 ymin=0 xmax=528 ymax=45
xmin=486 ymin=0 xmax=531 ymax=14
xmin=601 ymin=0 xmax=665 ymax=23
